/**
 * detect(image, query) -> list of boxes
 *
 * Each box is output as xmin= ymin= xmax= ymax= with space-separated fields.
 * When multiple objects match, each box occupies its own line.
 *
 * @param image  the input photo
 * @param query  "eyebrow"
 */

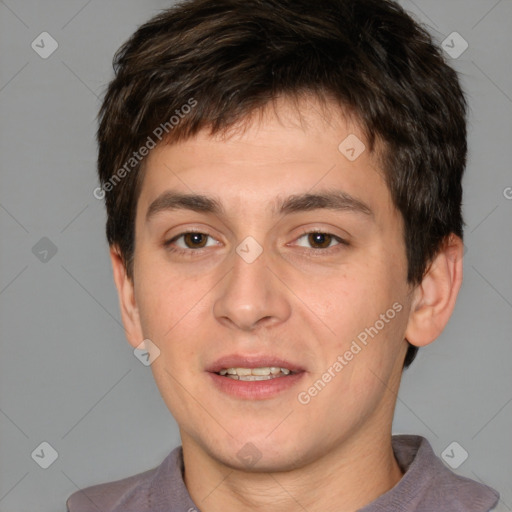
xmin=145 ymin=189 xmax=374 ymax=222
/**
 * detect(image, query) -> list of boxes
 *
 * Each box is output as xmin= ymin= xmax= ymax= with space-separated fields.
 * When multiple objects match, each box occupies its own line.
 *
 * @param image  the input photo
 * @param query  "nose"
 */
xmin=212 ymin=245 xmax=292 ymax=332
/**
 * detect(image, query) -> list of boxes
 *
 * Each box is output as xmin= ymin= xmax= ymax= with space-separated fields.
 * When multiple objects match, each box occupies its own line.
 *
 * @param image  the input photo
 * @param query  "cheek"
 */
xmin=134 ymin=269 xmax=198 ymax=341
xmin=299 ymin=265 xmax=408 ymax=383
xmin=299 ymin=267 xmax=390 ymax=335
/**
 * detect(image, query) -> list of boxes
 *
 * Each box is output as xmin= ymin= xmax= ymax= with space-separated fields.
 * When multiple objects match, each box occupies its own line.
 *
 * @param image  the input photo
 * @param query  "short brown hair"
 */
xmin=97 ymin=0 xmax=467 ymax=368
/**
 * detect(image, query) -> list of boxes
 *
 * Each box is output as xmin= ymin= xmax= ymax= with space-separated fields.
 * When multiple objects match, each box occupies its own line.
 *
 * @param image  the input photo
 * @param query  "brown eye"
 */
xmin=307 ymin=233 xmax=334 ymax=248
xmin=182 ymin=233 xmax=208 ymax=248
xmin=165 ymin=232 xmax=217 ymax=252
xmin=293 ymin=231 xmax=347 ymax=251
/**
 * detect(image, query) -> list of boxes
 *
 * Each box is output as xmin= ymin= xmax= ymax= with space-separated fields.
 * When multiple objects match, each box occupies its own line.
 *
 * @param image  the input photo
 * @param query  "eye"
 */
xmin=294 ymin=231 xmax=347 ymax=250
xmin=165 ymin=232 xmax=219 ymax=252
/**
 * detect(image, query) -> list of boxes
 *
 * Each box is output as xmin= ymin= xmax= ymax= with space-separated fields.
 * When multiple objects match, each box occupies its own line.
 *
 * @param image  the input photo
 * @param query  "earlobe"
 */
xmin=404 ymin=234 xmax=464 ymax=348
xmin=109 ymin=246 xmax=144 ymax=349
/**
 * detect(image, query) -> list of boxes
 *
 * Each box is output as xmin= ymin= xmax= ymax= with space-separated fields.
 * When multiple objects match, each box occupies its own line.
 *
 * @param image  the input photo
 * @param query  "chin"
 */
xmin=203 ymin=430 xmax=319 ymax=473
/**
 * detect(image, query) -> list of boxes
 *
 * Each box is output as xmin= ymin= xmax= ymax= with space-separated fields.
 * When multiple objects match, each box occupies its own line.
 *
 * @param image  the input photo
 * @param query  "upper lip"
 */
xmin=206 ymin=354 xmax=305 ymax=374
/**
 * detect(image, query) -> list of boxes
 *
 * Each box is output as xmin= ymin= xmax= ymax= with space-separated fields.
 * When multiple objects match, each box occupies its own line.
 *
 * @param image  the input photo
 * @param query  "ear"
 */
xmin=404 ymin=234 xmax=464 ymax=347
xmin=110 ymin=245 xmax=144 ymax=349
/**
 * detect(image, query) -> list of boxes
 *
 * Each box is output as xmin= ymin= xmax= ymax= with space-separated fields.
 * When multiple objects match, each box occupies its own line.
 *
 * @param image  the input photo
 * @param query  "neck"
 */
xmin=182 ymin=426 xmax=403 ymax=512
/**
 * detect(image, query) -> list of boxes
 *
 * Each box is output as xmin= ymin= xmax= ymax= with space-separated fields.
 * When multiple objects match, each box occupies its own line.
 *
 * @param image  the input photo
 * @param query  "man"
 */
xmin=68 ymin=0 xmax=500 ymax=510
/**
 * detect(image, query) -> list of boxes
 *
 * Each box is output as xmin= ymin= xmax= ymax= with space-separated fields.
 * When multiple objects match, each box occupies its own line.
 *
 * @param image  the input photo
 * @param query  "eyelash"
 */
xmin=163 ymin=229 xmax=348 ymax=257
xmin=163 ymin=230 xmax=218 ymax=257
xmin=294 ymin=229 xmax=349 ymax=252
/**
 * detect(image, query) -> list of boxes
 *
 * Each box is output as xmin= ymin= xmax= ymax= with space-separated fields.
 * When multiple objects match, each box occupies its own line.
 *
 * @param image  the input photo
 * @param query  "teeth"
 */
xmin=217 ymin=366 xmax=293 ymax=378
xmin=228 ymin=375 xmax=274 ymax=381
xmin=251 ymin=367 xmax=271 ymax=376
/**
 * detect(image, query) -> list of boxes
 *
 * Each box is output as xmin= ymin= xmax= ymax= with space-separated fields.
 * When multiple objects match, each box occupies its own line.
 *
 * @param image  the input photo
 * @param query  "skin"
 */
xmin=111 ymin=96 xmax=463 ymax=512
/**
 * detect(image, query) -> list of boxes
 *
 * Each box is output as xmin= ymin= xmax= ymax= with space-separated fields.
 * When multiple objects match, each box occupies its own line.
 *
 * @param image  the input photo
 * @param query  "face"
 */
xmin=124 ymin=97 xmax=414 ymax=471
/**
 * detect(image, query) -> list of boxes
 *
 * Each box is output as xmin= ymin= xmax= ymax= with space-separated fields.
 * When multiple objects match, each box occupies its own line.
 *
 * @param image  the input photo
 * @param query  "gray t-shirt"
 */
xmin=66 ymin=435 xmax=499 ymax=511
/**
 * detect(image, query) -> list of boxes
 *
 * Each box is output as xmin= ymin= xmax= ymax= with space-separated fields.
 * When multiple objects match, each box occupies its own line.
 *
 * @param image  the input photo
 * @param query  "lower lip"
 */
xmin=207 ymin=371 xmax=305 ymax=400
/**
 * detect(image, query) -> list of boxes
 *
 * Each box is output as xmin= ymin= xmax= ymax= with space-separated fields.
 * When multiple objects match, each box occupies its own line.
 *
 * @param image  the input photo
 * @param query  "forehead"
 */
xmin=136 ymin=96 xmax=397 ymax=227
xmin=149 ymin=96 xmax=373 ymax=172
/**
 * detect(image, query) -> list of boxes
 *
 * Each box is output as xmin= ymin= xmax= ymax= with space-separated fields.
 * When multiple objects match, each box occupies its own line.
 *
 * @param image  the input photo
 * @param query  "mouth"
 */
xmin=216 ymin=366 xmax=296 ymax=381
xmin=206 ymin=356 xmax=305 ymax=399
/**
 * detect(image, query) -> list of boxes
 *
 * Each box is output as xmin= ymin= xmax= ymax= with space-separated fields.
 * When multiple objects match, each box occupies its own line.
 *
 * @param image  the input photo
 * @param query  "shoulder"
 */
xmin=66 ymin=447 xmax=183 ymax=512
xmin=391 ymin=435 xmax=500 ymax=512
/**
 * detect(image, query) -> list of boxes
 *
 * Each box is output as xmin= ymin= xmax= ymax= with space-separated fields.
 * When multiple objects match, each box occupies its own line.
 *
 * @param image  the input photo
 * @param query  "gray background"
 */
xmin=0 ymin=1 xmax=510 ymax=511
